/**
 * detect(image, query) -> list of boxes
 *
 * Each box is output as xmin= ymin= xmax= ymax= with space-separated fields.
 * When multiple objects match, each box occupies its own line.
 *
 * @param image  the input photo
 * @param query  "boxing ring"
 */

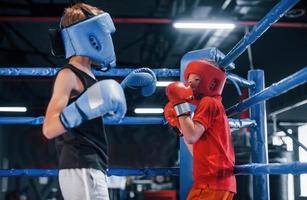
xmin=0 ymin=0 xmax=307 ymax=199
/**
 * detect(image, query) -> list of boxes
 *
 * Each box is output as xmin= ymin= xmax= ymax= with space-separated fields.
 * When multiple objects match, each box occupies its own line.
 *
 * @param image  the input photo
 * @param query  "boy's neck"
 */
xmin=69 ymin=56 xmax=97 ymax=80
xmin=69 ymin=56 xmax=92 ymax=71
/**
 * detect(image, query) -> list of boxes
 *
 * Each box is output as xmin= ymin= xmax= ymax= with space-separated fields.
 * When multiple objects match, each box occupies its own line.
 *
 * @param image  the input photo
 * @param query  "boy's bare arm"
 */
xmin=179 ymin=116 xmax=205 ymax=144
xmin=43 ymin=69 xmax=77 ymax=139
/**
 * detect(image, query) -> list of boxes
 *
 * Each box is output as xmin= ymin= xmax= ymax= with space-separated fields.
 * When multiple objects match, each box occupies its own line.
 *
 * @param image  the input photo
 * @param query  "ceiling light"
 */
xmin=156 ymin=81 xmax=174 ymax=87
xmin=287 ymin=129 xmax=293 ymax=134
xmin=0 ymin=107 xmax=27 ymax=112
xmin=173 ymin=22 xmax=235 ymax=29
xmin=134 ymin=108 xmax=164 ymax=114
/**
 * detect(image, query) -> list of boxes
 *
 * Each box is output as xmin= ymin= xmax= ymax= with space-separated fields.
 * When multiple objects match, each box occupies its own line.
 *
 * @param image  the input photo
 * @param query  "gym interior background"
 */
xmin=0 ymin=0 xmax=307 ymax=199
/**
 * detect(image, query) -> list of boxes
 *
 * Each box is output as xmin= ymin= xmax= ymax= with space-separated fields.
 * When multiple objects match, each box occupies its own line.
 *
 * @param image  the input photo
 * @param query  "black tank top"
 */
xmin=55 ymin=64 xmax=108 ymax=172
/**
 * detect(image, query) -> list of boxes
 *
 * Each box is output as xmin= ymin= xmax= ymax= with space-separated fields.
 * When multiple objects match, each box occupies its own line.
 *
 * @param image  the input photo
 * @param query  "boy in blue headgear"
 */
xmin=43 ymin=3 xmax=121 ymax=199
xmin=43 ymin=3 xmax=158 ymax=200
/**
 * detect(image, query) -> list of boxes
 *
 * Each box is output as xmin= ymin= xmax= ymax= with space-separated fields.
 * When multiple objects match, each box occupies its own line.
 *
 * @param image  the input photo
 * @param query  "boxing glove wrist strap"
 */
xmin=174 ymin=102 xmax=191 ymax=117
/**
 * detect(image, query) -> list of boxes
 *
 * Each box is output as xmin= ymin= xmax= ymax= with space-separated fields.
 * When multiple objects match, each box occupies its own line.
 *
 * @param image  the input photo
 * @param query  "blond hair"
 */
xmin=61 ymin=3 xmax=103 ymax=27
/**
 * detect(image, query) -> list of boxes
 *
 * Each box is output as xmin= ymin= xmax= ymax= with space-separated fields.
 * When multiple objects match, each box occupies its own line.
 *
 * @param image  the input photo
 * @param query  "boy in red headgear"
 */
xmin=164 ymin=59 xmax=236 ymax=200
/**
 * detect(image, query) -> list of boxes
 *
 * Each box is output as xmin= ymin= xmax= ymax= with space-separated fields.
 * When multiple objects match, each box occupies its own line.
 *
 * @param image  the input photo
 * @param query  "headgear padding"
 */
xmin=49 ymin=11 xmax=116 ymax=71
xmin=184 ymin=60 xmax=226 ymax=96
xmin=61 ymin=13 xmax=116 ymax=71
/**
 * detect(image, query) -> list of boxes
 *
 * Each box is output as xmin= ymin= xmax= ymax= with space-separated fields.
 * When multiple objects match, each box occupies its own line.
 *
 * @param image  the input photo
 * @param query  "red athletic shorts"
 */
xmin=187 ymin=186 xmax=235 ymax=200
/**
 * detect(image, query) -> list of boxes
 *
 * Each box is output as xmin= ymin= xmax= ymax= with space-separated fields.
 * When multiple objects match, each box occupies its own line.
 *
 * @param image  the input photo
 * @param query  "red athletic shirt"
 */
xmin=192 ymin=96 xmax=236 ymax=193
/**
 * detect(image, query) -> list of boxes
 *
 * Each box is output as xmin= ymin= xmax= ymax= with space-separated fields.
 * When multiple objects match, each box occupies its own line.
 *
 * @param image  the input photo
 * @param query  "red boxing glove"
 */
xmin=165 ymin=82 xmax=193 ymax=105
xmin=164 ymin=102 xmax=183 ymax=136
xmin=165 ymin=82 xmax=193 ymax=117
xmin=164 ymin=102 xmax=180 ymax=127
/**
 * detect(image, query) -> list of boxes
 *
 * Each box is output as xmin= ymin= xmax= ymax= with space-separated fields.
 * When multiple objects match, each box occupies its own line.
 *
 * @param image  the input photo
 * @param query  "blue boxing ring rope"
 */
xmin=1 ymin=162 xmax=307 ymax=177
xmin=1 ymin=0 xmax=307 ymax=200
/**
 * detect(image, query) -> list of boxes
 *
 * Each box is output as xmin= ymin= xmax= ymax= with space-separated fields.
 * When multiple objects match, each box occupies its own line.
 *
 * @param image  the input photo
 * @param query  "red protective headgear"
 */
xmin=184 ymin=59 xmax=226 ymax=97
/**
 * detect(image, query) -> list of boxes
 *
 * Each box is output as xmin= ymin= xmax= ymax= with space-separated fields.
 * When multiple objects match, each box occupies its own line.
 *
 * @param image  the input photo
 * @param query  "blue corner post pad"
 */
xmin=180 ymin=47 xmax=236 ymax=72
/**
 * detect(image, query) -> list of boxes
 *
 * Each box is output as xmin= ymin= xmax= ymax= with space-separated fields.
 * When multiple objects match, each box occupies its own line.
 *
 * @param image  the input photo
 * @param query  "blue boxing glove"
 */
xmin=121 ymin=68 xmax=157 ymax=96
xmin=60 ymin=79 xmax=127 ymax=129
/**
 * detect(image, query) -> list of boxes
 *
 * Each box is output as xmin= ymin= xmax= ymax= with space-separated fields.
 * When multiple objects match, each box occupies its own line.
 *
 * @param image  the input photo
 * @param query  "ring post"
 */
xmin=249 ymin=69 xmax=270 ymax=200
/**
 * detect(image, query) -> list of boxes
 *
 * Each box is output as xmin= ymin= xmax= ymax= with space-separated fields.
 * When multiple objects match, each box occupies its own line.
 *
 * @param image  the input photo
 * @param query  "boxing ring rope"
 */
xmin=227 ymin=72 xmax=255 ymax=88
xmin=0 ymin=68 xmax=179 ymax=77
xmin=219 ymin=0 xmax=300 ymax=69
xmin=226 ymin=66 xmax=307 ymax=116
xmin=1 ymin=162 xmax=307 ymax=177
xmin=0 ymin=168 xmax=179 ymax=177
xmin=0 ymin=116 xmax=165 ymax=125
xmin=0 ymin=67 xmax=254 ymax=88
xmin=234 ymin=162 xmax=307 ymax=175
xmin=0 ymin=116 xmax=256 ymax=128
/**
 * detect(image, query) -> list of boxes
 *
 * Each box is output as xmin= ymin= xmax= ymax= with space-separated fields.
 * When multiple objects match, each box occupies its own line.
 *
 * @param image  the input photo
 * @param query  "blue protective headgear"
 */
xmin=49 ymin=10 xmax=116 ymax=71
